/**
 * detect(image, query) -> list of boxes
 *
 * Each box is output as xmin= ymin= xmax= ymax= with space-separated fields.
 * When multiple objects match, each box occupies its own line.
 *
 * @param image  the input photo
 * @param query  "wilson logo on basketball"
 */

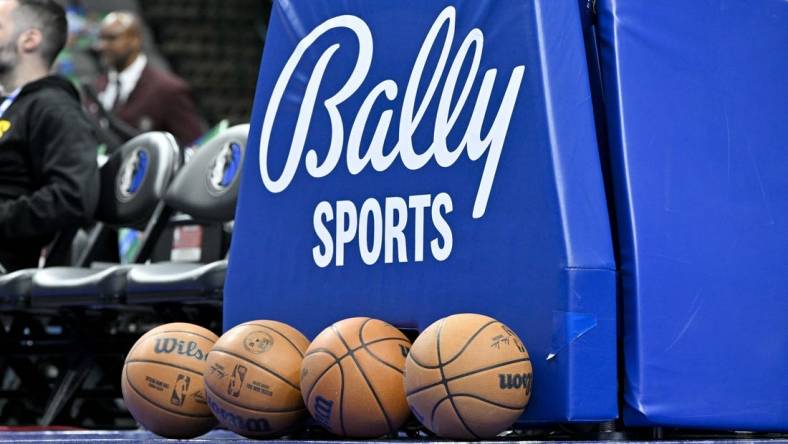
xmin=207 ymin=395 xmax=272 ymax=433
xmin=498 ymin=373 xmax=532 ymax=392
xmin=313 ymin=395 xmax=334 ymax=427
xmin=153 ymin=337 xmax=208 ymax=361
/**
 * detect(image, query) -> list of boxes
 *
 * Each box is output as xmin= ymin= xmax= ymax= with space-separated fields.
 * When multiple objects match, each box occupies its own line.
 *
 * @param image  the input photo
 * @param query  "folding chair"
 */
xmin=123 ymin=124 xmax=248 ymax=304
xmin=0 ymin=132 xmax=180 ymax=425
xmin=28 ymin=132 xmax=180 ymax=308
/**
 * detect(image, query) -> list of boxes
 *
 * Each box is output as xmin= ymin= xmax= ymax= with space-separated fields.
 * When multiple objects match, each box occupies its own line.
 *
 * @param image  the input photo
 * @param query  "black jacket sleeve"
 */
xmin=0 ymin=100 xmax=100 ymax=240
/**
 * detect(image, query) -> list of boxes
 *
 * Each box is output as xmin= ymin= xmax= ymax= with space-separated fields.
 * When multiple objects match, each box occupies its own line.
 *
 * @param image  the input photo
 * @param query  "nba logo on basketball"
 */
xmin=170 ymin=374 xmax=191 ymax=406
xmin=228 ymin=364 xmax=247 ymax=398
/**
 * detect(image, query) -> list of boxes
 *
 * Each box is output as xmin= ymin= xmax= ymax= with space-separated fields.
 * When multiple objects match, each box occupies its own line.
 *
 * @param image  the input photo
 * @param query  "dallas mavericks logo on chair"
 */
xmin=208 ymin=141 xmax=242 ymax=194
xmin=116 ymin=147 xmax=149 ymax=202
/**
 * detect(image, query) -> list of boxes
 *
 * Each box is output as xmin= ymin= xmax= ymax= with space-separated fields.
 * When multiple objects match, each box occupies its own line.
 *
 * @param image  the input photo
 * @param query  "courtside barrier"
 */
xmin=597 ymin=0 xmax=788 ymax=431
xmin=225 ymin=0 xmax=617 ymax=423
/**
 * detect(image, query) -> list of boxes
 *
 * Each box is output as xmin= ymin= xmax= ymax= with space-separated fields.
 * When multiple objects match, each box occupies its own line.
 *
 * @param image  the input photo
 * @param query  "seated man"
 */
xmin=94 ymin=11 xmax=206 ymax=146
xmin=0 ymin=0 xmax=99 ymax=271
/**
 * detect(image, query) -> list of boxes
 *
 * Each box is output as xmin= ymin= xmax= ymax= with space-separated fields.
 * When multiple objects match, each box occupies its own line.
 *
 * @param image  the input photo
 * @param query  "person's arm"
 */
xmin=0 ymin=101 xmax=100 ymax=240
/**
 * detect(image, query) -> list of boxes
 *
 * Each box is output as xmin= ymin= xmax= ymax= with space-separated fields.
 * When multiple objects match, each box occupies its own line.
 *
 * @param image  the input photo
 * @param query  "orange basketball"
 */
xmin=121 ymin=322 xmax=218 ymax=439
xmin=300 ymin=317 xmax=411 ymax=437
xmin=204 ymin=320 xmax=310 ymax=438
xmin=404 ymin=313 xmax=533 ymax=439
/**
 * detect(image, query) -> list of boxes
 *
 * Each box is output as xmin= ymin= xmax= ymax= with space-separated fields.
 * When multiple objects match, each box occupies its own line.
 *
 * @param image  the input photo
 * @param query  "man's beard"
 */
xmin=0 ymin=40 xmax=18 ymax=79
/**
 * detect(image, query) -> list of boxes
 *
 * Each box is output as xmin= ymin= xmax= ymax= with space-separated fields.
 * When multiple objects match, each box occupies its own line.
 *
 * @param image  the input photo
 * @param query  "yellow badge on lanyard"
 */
xmin=0 ymin=120 xmax=10 ymax=138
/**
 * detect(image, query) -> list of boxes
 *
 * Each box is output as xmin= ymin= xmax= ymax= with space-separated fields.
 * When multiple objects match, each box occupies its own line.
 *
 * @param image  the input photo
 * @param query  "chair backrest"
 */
xmin=71 ymin=132 xmax=180 ymax=267
xmin=95 ymin=131 xmax=180 ymax=229
xmin=163 ymin=124 xmax=248 ymax=223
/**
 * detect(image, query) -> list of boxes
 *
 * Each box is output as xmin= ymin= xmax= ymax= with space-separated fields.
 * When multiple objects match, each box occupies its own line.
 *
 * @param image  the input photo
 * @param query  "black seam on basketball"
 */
xmin=430 ymin=395 xmax=450 ymax=429
xmin=211 ymin=347 xmax=299 ymax=391
xmin=358 ymin=323 xmax=409 ymax=375
xmin=360 ymin=344 xmax=407 ymax=375
xmin=203 ymin=381 xmax=307 ymax=414
xmin=124 ymin=367 xmax=214 ymax=419
xmin=241 ymin=322 xmax=307 ymax=358
xmin=338 ymin=348 xmax=347 ymax=437
xmin=357 ymin=317 xmax=374 ymax=344
xmin=436 ymin=319 xmax=480 ymax=439
xmin=302 ymin=351 xmax=340 ymax=405
xmin=142 ymin=329 xmax=218 ymax=344
xmin=305 ymin=337 xmax=405 ymax=360
xmin=125 ymin=359 xmax=203 ymax=377
xmin=329 ymin=323 xmax=349 ymax=437
xmin=304 ymin=348 xmax=340 ymax=359
xmin=406 ymin=349 xmax=435 ymax=369
xmin=333 ymin=322 xmax=395 ymax=434
xmin=449 ymin=393 xmax=527 ymax=411
xmin=356 ymin=319 xmax=407 ymax=345
xmin=441 ymin=320 xmax=498 ymax=366
xmin=355 ymin=336 xmax=409 ymax=349
xmin=405 ymin=357 xmax=532 ymax=396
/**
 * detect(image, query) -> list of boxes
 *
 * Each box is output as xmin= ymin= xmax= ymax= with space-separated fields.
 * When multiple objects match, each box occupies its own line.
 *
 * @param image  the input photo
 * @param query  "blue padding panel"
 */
xmin=597 ymin=0 xmax=788 ymax=431
xmin=226 ymin=0 xmax=616 ymax=422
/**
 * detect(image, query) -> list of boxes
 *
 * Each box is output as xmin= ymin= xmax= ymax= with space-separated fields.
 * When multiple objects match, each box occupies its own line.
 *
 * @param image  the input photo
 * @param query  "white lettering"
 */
xmin=259 ymin=15 xmax=372 ymax=192
xmin=358 ymin=198 xmax=383 ymax=265
xmin=312 ymin=201 xmax=334 ymax=268
xmin=260 ymin=7 xmax=525 ymax=220
xmin=335 ymin=200 xmax=358 ymax=266
xmin=313 ymin=194 xmax=453 ymax=267
xmin=431 ymin=192 xmax=453 ymax=261
xmin=347 ymin=80 xmax=398 ymax=174
xmin=408 ymin=194 xmax=431 ymax=262
xmin=384 ymin=197 xmax=408 ymax=264
xmin=395 ymin=7 xmax=455 ymax=171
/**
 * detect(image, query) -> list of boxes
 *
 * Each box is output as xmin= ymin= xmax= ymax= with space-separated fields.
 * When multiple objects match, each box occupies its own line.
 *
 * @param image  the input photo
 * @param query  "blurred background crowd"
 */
xmin=56 ymin=0 xmax=269 ymax=145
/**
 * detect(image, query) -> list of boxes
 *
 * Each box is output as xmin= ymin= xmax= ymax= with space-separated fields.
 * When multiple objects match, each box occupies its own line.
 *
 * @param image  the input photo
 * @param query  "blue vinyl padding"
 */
xmin=597 ymin=0 xmax=788 ymax=431
xmin=225 ymin=0 xmax=617 ymax=423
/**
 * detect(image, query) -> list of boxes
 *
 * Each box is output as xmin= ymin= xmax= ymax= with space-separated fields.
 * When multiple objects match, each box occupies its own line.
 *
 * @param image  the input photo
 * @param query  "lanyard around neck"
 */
xmin=0 ymin=87 xmax=22 ymax=119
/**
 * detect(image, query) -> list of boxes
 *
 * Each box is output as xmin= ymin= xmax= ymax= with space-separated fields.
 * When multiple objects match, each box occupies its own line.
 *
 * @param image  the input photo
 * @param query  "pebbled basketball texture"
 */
xmin=204 ymin=320 xmax=310 ymax=438
xmin=121 ymin=322 xmax=218 ymax=439
xmin=300 ymin=317 xmax=412 ymax=438
xmin=404 ymin=313 xmax=533 ymax=439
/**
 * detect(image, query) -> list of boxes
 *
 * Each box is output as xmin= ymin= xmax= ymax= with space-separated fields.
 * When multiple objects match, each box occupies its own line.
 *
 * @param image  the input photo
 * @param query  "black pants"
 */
xmin=0 ymin=245 xmax=43 ymax=272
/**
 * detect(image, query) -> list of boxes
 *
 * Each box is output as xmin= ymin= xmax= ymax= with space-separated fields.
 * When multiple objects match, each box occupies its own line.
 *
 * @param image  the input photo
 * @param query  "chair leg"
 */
xmin=39 ymin=355 xmax=93 ymax=426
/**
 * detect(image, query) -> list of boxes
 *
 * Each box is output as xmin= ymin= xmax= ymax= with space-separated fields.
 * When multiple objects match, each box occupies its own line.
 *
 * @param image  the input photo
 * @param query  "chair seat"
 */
xmin=125 ymin=260 xmax=227 ymax=303
xmin=30 ymin=265 xmax=131 ymax=308
xmin=0 ymin=269 xmax=37 ymax=307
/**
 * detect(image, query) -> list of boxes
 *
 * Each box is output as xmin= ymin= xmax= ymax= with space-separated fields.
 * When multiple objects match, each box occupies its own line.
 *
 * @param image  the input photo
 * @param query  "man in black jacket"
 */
xmin=0 ymin=0 xmax=99 ymax=271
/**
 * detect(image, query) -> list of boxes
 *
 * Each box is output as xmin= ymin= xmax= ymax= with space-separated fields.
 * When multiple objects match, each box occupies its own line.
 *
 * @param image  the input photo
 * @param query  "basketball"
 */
xmin=300 ymin=317 xmax=412 ymax=437
xmin=404 ymin=313 xmax=533 ymax=439
xmin=121 ymin=322 xmax=218 ymax=439
xmin=204 ymin=320 xmax=310 ymax=437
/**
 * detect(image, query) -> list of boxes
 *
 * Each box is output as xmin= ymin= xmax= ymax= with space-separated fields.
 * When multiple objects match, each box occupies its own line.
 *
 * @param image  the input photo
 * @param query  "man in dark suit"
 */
xmin=94 ymin=11 xmax=205 ymax=145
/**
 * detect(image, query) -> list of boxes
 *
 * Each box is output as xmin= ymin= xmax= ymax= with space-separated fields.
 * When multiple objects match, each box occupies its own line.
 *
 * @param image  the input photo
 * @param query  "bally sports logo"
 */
xmin=259 ymin=6 xmax=525 ymax=268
